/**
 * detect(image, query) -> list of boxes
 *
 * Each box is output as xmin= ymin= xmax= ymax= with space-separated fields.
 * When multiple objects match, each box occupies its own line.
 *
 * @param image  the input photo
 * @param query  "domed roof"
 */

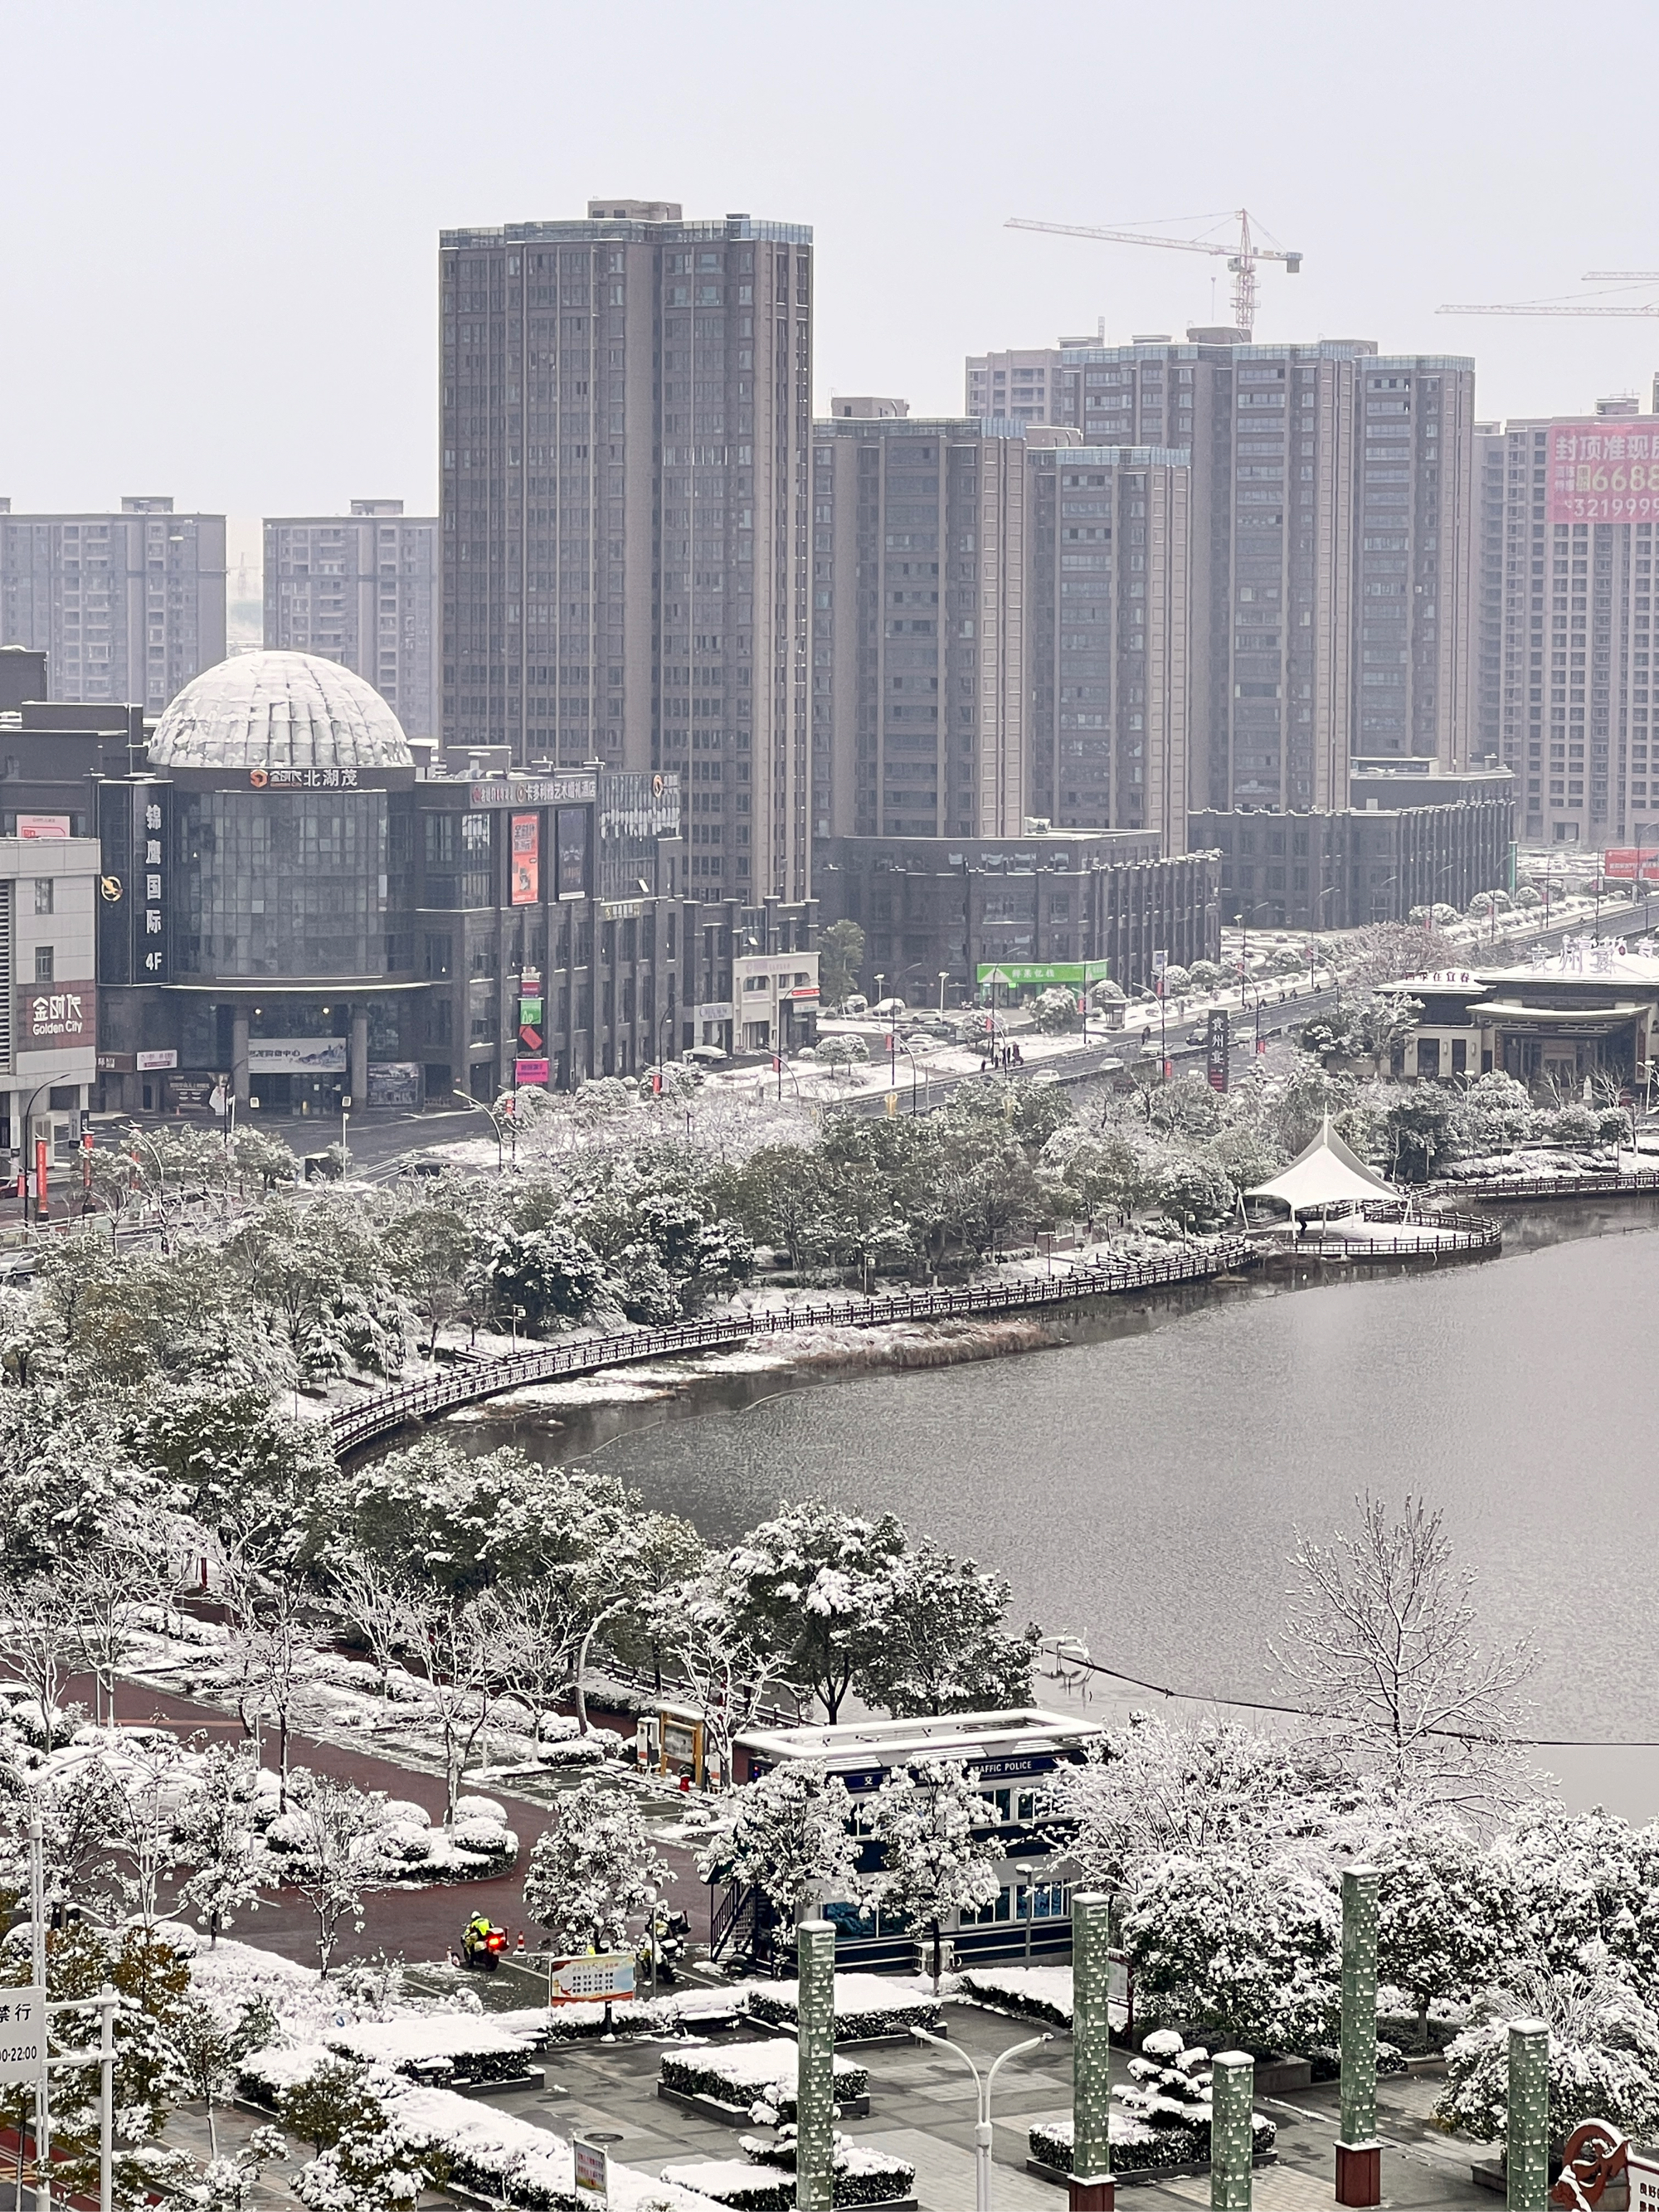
xmin=149 ymin=651 xmax=413 ymax=773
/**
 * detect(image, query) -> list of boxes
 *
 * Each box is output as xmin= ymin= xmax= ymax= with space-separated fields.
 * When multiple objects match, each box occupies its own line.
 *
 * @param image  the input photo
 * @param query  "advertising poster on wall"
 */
xmin=557 ymin=806 xmax=590 ymax=900
xmin=1547 ymin=421 xmax=1659 ymax=524
xmin=17 ymin=983 xmax=95 ymax=1048
xmin=367 ymin=1062 xmax=421 ymax=1107
xmin=514 ymin=1056 xmax=551 ymax=1087
xmin=510 ymin=812 xmax=541 ymax=905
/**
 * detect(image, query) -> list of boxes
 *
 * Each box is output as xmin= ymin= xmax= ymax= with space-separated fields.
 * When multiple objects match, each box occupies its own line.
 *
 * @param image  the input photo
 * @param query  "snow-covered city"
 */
xmin=12 ymin=7 xmax=1659 ymax=2211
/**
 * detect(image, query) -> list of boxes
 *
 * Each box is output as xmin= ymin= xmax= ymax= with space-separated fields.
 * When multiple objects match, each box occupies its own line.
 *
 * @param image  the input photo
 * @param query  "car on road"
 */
xmin=1186 ymin=1028 xmax=1209 ymax=1045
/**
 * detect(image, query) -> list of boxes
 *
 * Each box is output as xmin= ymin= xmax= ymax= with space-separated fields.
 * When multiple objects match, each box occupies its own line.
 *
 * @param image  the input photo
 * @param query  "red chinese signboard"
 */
xmin=1547 ymin=421 xmax=1659 ymax=524
xmin=1601 ymin=848 xmax=1659 ymax=881
xmin=510 ymin=813 xmax=540 ymax=905
xmin=16 ymin=981 xmax=95 ymax=1049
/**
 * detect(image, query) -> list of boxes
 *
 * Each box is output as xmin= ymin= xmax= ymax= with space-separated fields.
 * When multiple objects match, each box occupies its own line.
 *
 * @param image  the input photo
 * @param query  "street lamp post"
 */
xmin=910 ymin=2025 xmax=1053 ymax=2212
xmin=125 ymin=1125 xmax=170 ymax=1254
xmin=937 ymin=970 xmax=950 ymax=1015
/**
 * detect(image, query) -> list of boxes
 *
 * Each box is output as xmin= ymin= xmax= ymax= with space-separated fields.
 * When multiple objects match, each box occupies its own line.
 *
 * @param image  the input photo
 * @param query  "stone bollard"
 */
xmin=795 ymin=1919 xmax=836 ymax=2212
xmin=1211 ymin=2050 xmax=1255 ymax=2212
xmin=1336 ymin=1865 xmax=1383 ymax=2207
xmin=1507 ymin=2018 xmax=1550 ymax=2212
xmin=1069 ymin=1890 xmax=1115 ymax=2211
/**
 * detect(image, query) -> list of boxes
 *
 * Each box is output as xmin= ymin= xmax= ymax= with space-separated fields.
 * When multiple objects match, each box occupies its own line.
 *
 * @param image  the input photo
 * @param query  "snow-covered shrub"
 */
xmin=958 ymin=1964 xmax=1073 ymax=2028
xmin=747 ymin=1970 xmax=941 ymax=2043
xmin=1029 ymin=2028 xmax=1277 ymax=2177
xmin=449 ymin=1816 xmax=515 ymax=1860
xmin=1306 ymin=2040 xmax=1407 ymax=2083
xmin=667 ymin=2135 xmax=917 ymax=2209
xmin=658 ymin=2044 xmax=868 ymax=2122
xmin=327 ymin=2014 xmax=541 ymax=2087
xmin=1438 ymin=1966 xmax=1659 ymax=2142
xmin=453 ymin=1794 xmax=506 ymax=1824
xmin=238 ymin=2041 xmax=332 ymax=2107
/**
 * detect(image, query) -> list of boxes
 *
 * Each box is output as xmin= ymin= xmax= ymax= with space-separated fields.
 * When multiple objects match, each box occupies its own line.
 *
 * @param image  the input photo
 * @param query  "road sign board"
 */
xmin=0 ymin=1988 xmax=44 ymax=2087
xmin=547 ymin=1952 xmax=635 ymax=2006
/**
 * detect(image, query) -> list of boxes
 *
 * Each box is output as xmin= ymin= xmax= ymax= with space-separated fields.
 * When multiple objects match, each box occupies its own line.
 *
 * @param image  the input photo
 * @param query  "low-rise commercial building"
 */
xmin=1379 ymin=949 xmax=1659 ymax=1089
xmin=816 ymin=829 xmax=1219 ymax=1002
xmin=2 ymin=649 xmax=815 ymax=1116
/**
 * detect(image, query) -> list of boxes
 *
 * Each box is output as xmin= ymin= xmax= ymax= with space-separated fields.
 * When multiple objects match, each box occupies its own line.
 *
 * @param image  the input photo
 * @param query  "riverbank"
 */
xmin=447 ymin=1195 xmax=1659 ymax=1820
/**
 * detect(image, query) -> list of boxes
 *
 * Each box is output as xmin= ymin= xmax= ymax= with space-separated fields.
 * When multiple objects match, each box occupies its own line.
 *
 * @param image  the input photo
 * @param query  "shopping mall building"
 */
xmin=0 ymin=649 xmax=819 ymax=1118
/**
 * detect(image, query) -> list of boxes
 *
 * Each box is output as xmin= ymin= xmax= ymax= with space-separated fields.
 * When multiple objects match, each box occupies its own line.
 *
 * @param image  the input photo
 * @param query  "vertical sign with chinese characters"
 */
xmin=572 ymin=2139 xmax=608 ymax=2205
xmin=557 ymin=805 xmax=591 ymax=900
xmin=1207 ymin=1009 xmax=1230 ymax=1093
xmin=0 ymin=1986 xmax=45 ymax=2088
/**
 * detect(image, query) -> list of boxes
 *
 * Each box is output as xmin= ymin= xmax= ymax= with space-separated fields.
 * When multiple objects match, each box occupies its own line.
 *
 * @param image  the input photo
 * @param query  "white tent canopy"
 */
xmin=1246 ymin=1116 xmax=1397 ymax=1218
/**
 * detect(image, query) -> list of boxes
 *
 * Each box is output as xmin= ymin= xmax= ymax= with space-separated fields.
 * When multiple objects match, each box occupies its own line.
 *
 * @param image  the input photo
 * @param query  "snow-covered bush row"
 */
xmin=325 ymin=2012 xmax=542 ymax=2086
xmin=956 ymin=1964 xmax=1074 ymax=2028
xmin=663 ymin=2136 xmax=917 ymax=2211
xmin=747 ymin=1970 xmax=941 ymax=2043
xmin=261 ymin=1788 xmax=517 ymax=1884
xmin=382 ymin=2078 xmax=718 ymax=2211
xmin=659 ymin=2043 xmax=868 ymax=2122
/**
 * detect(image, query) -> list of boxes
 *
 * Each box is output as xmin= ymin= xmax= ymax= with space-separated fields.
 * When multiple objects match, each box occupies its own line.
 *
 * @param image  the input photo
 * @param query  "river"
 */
xmin=452 ymin=1201 xmax=1659 ymax=1819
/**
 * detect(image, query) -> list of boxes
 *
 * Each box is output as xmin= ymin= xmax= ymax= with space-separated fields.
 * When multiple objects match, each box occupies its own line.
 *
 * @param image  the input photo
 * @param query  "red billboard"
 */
xmin=1601 ymin=848 xmax=1659 ymax=882
xmin=510 ymin=813 xmax=540 ymax=905
xmin=1547 ymin=421 xmax=1659 ymax=524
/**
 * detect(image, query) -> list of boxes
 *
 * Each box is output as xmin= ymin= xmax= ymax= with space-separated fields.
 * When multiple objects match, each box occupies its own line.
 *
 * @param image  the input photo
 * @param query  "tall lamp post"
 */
xmin=911 ymin=2025 xmax=1053 ymax=2212
xmin=13 ymin=1079 xmax=58 ymax=1229
xmin=937 ymin=970 xmax=951 ymax=1014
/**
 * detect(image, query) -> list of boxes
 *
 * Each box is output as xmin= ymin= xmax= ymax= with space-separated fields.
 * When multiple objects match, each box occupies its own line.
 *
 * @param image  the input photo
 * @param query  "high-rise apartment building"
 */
xmin=811 ymin=414 xmax=1190 ymax=853
xmin=966 ymin=333 xmax=1478 ymax=813
xmin=1477 ymin=395 xmax=1659 ymax=848
xmin=263 ymin=501 xmax=440 ymax=738
xmin=0 ymin=498 xmax=226 ymax=711
xmin=440 ymin=198 xmax=814 ymax=902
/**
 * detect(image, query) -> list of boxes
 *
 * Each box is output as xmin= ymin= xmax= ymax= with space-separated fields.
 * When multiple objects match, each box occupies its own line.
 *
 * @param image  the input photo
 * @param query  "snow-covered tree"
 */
xmin=283 ymin=2061 xmax=432 ymax=2212
xmin=195 ymin=2127 xmax=289 ymax=2212
xmin=695 ymin=1758 xmax=859 ymax=1923
xmin=855 ymin=1541 xmax=1039 ymax=1719
xmin=275 ymin=1774 xmax=377 ymax=1976
xmin=1122 ymin=1850 xmax=1339 ymax=2054
xmin=1031 ymin=986 xmax=1080 ymax=1034
xmin=394 ymin=1587 xmax=502 ymax=1821
xmin=723 ymin=1500 xmax=909 ymax=1722
xmin=1372 ymin=1814 xmax=1518 ymax=2049
xmin=484 ymin=1220 xmax=608 ymax=1330
xmin=1438 ymin=1962 xmax=1659 ymax=2143
xmin=1273 ymin=1494 xmax=1535 ymax=1812
xmin=647 ymin=1569 xmax=783 ymax=1788
xmin=522 ymin=1777 xmax=668 ymax=1953
xmin=861 ymin=1758 xmax=1001 ymax=1990
xmin=1499 ymin=1806 xmax=1659 ymax=1989
xmin=173 ymin=1743 xmax=273 ymax=1945
xmin=0 ymin=1574 xmax=81 ymax=1752
xmin=1049 ymin=1714 xmax=1340 ymax=1893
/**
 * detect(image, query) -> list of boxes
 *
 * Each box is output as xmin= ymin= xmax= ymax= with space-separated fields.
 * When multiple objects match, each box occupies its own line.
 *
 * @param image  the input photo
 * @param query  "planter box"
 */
xmin=450 ymin=2069 xmax=545 ymax=2098
xmin=657 ymin=2083 xmax=872 ymax=2127
xmin=1253 ymin=2054 xmax=1312 ymax=2096
xmin=1027 ymin=2154 xmax=1279 ymax=2193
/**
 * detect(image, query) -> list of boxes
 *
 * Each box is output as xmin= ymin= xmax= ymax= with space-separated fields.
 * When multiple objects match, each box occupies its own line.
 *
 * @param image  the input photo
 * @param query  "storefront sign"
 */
xmin=518 ymin=996 xmax=544 ymax=1053
xmin=17 ymin=815 xmax=70 ymax=841
xmin=137 ymin=1049 xmax=178 ymax=1072
xmin=977 ymin=960 xmax=1112 ymax=989
xmin=787 ymin=984 xmax=821 ymax=1000
xmin=246 ymin=1038 xmax=348 ymax=1075
xmin=556 ymin=805 xmax=590 ymax=900
xmin=510 ymin=812 xmax=541 ymax=905
xmin=249 ymin=766 xmax=361 ymax=790
xmin=469 ymin=772 xmax=597 ymax=809
xmin=0 ymin=1986 xmax=45 ymax=2089
xmin=1547 ymin=421 xmax=1659 ymax=523
xmin=513 ymin=1057 xmax=551 ymax=1087
xmin=601 ymin=899 xmax=643 ymax=922
xmin=698 ymin=1002 xmax=732 ymax=1022
xmin=96 ymin=1053 xmax=135 ymax=1073
xmin=17 ymin=982 xmax=94 ymax=1048
xmin=367 ymin=1062 xmax=421 ymax=1107
xmin=164 ymin=1076 xmax=219 ymax=1115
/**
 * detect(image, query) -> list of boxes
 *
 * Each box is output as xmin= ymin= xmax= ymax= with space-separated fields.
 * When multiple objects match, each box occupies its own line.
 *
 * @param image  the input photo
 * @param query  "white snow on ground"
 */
xmin=389 ymin=2083 xmax=718 ymax=2209
xmin=957 ymin=1962 xmax=1075 ymax=2022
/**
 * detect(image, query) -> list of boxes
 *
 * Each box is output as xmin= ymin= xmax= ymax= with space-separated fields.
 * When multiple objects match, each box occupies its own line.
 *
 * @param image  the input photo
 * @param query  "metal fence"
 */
xmin=1433 ymin=1169 xmax=1659 ymax=1204
xmin=328 ymin=1235 xmax=1253 ymax=1460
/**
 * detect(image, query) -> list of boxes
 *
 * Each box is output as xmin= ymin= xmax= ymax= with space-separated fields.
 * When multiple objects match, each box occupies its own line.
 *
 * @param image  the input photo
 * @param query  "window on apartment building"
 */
xmin=32 ymin=879 xmax=52 ymax=916
xmin=34 ymin=946 xmax=53 ymax=983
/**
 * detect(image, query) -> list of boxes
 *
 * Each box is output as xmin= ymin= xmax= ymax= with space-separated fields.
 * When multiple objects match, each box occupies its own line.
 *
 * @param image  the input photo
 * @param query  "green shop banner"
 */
xmin=976 ymin=960 xmax=1112 ymax=989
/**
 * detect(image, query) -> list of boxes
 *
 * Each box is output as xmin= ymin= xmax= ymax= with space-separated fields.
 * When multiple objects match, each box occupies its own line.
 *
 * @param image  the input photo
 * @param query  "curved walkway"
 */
xmin=329 ymin=1237 xmax=1255 ymax=1459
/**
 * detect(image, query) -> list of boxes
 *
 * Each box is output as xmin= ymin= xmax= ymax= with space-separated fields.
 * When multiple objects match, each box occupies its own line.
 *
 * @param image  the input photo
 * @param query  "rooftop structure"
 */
xmin=149 ymin=651 xmax=414 ymax=774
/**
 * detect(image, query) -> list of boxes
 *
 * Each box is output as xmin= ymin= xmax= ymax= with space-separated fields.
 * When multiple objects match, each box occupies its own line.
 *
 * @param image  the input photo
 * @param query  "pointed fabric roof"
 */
xmin=1246 ymin=1115 xmax=1397 ymax=1214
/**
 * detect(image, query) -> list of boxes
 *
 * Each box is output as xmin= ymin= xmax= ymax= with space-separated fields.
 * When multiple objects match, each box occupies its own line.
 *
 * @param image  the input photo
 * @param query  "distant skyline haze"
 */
xmin=2 ymin=0 xmax=1658 ymax=549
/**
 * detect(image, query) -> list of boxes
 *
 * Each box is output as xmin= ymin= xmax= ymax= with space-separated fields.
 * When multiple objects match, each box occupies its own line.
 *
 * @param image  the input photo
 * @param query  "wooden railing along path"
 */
xmin=328 ymin=1236 xmax=1253 ymax=1459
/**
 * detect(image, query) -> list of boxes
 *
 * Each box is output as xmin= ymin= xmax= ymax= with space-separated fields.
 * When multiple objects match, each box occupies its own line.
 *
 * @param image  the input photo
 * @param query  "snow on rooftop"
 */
xmin=149 ymin=649 xmax=413 ymax=772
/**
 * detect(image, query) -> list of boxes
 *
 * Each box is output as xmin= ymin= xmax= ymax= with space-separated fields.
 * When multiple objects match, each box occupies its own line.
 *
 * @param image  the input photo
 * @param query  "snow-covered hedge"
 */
xmin=661 ymin=2138 xmax=916 ymax=2210
xmin=1028 ymin=2110 xmax=1277 ymax=2178
xmin=659 ymin=2043 xmax=868 ymax=2122
xmin=1029 ymin=2030 xmax=1277 ymax=2177
xmin=1306 ymin=2039 xmax=1408 ymax=2083
xmin=237 ymin=2041 xmax=331 ymax=2106
xmin=258 ymin=1790 xmax=518 ymax=1884
xmin=957 ymin=1964 xmax=1073 ymax=2029
xmin=388 ymin=2083 xmax=713 ymax=2211
xmin=748 ymin=1971 xmax=940 ymax=2043
xmin=326 ymin=2013 xmax=542 ymax=2086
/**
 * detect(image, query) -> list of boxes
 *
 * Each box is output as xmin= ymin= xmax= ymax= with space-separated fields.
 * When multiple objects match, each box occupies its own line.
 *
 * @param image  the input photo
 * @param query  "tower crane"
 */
xmin=1439 ymin=275 xmax=1659 ymax=318
xmin=1005 ymin=210 xmax=1302 ymax=343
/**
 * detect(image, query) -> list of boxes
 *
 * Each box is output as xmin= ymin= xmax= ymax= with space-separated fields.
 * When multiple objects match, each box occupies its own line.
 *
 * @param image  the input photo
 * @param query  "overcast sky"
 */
xmin=5 ymin=0 xmax=1659 ymax=571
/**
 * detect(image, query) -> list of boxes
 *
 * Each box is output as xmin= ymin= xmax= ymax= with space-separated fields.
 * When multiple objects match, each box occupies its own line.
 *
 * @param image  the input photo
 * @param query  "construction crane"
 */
xmin=1005 ymin=210 xmax=1301 ymax=342
xmin=1439 ymin=274 xmax=1659 ymax=319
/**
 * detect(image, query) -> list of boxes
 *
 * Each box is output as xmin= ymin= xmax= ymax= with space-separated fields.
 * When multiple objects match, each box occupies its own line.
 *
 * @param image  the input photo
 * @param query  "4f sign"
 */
xmin=0 ymin=1987 xmax=45 ymax=2088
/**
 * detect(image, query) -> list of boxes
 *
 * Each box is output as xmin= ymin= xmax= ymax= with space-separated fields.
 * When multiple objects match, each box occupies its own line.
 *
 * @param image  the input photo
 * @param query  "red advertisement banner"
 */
xmin=1547 ymin=421 xmax=1659 ymax=524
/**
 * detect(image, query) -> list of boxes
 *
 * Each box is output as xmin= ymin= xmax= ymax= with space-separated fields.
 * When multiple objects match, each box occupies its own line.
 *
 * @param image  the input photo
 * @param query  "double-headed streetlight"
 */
xmin=909 ymin=2024 xmax=1053 ymax=2212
